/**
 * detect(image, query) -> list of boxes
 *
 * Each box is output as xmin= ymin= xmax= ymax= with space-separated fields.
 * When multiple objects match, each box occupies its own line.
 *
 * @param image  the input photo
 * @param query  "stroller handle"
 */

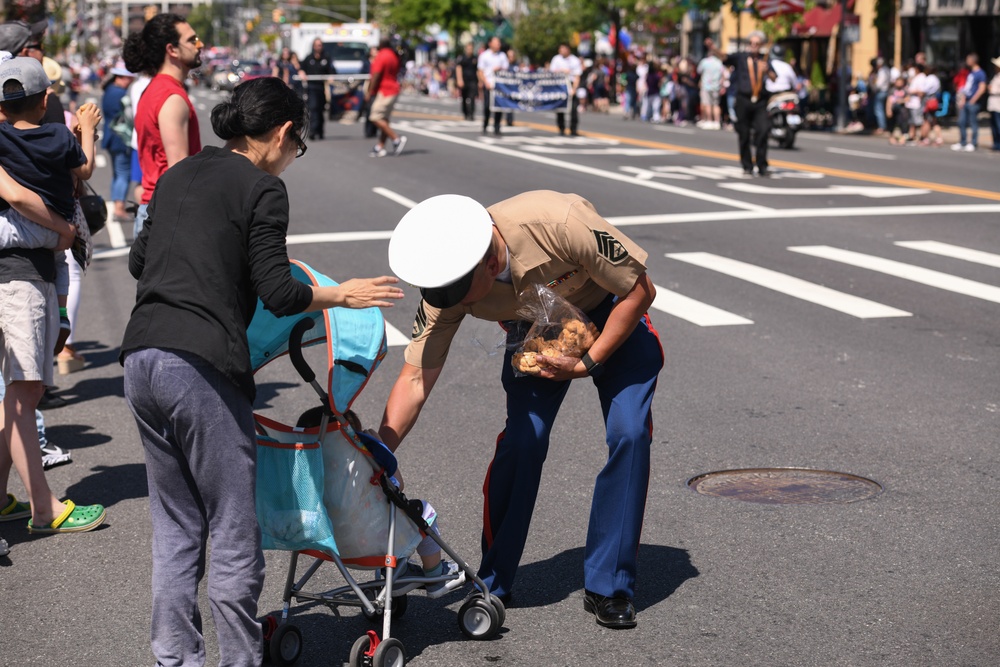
xmin=288 ymin=317 xmax=317 ymax=384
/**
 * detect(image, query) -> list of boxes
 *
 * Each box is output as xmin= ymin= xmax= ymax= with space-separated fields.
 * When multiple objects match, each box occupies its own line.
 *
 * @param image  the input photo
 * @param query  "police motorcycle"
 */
xmin=768 ymin=92 xmax=802 ymax=149
xmin=765 ymin=46 xmax=802 ymax=149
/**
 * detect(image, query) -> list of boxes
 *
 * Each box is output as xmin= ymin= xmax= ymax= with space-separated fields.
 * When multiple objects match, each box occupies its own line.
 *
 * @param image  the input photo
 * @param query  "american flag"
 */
xmin=754 ymin=0 xmax=805 ymax=17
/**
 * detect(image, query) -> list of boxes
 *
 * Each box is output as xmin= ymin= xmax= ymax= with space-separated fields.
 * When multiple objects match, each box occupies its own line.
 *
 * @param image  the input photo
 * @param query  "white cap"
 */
xmin=388 ymin=195 xmax=493 ymax=306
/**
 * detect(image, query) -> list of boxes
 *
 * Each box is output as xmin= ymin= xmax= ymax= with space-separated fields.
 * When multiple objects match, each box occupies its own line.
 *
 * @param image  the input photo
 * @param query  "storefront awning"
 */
xmin=791 ymin=0 xmax=856 ymax=39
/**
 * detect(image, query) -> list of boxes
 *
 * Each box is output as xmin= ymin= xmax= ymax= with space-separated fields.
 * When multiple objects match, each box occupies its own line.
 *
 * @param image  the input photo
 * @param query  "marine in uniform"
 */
xmin=300 ymin=39 xmax=335 ymax=140
xmin=380 ymin=191 xmax=663 ymax=629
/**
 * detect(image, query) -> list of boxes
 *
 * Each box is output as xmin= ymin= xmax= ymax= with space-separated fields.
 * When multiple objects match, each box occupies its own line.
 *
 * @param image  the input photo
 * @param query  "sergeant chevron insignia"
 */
xmin=593 ymin=230 xmax=629 ymax=264
xmin=413 ymin=301 xmax=428 ymax=339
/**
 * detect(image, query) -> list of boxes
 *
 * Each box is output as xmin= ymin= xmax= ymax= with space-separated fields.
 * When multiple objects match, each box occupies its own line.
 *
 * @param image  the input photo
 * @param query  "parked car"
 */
xmin=211 ymin=60 xmax=267 ymax=92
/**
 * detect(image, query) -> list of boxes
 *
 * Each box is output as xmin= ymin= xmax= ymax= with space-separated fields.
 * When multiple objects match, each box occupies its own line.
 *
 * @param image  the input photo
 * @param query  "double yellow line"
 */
xmin=398 ymin=111 xmax=1000 ymax=202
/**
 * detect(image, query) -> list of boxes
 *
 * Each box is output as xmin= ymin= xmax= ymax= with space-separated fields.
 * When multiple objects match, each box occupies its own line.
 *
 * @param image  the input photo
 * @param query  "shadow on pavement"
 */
xmin=65 ymin=463 xmax=148 ymax=508
xmin=46 ymin=423 xmax=113 ymax=451
xmin=502 ymin=544 xmax=699 ymax=612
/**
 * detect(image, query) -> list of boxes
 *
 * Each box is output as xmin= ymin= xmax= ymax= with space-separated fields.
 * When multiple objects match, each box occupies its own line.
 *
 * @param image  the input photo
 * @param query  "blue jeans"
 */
xmin=873 ymin=91 xmax=888 ymax=131
xmin=108 ymin=148 xmax=131 ymax=204
xmin=958 ymin=102 xmax=981 ymax=147
xmin=990 ymin=111 xmax=1000 ymax=150
xmin=124 ymin=347 xmax=263 ymax=667
xmin=479 ymin=297 xmax=664 ymax=600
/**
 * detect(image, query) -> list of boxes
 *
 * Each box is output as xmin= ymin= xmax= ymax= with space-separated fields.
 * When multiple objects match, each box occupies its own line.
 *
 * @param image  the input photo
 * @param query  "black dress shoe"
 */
xmin=583 ymin=590 xmax=637 ymax=629
xmin=38 ymin=388 xmax=67 ymax=410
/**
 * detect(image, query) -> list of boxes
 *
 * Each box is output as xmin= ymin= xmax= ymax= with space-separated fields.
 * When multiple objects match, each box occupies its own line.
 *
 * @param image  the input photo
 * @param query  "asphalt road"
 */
xmin=1 ymin=89 xmax=997 ymax=667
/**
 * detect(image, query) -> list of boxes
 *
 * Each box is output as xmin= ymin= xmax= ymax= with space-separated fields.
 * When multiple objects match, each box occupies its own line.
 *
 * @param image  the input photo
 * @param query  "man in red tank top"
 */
xmin=123 ymin=13 xmax=203 ymax=234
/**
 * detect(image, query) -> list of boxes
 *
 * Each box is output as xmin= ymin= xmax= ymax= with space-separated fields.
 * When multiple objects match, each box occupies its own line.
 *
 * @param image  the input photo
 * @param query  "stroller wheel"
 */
xmin=268 ymin=623 xmax=302 ymax=666
xmin=458 ymin=595 xmax=501 ymax=640
xmin=373 ymin=637 xmax=406 ymax=667
xmin=362 ymin=591 xmax=408 ymax=622
xmin=488 ymin=595 xmax=506 ymax=628
xmin=349 ymin=634 xmax=372 ymax=667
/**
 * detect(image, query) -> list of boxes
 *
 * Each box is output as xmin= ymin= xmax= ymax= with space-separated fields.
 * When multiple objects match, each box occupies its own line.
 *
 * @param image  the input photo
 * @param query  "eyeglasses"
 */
xmin=293 ymin=134 xmax=307 ymax=158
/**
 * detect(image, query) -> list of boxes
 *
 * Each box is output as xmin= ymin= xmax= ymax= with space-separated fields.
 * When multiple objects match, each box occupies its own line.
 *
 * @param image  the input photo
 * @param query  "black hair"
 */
xmin=0 ymin=82 xmax=44 ymax=116
xmin=122 ymin=13 xmax=184 ymax=76
xmin=211 ymin=76 xmax=307 ymax=142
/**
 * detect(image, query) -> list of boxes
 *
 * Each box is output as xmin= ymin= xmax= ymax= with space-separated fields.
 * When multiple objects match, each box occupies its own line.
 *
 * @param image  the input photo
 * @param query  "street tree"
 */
xmin=381 ymin=0 xmax=492 ymax=47
xmin=511 ymin=0 xmax=576 ymax=67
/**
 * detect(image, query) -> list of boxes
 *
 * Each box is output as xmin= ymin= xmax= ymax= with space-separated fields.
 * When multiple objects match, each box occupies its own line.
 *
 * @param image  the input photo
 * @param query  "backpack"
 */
xmin=109 ymin=94 xmax=133 ymax=146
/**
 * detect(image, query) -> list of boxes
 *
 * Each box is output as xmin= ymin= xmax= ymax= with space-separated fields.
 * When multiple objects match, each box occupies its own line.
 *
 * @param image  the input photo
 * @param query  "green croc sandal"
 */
xmin=0 ymin=493 xmax=31 ymax=522
xmin=27 ymin=500 xmax=106 ymax=534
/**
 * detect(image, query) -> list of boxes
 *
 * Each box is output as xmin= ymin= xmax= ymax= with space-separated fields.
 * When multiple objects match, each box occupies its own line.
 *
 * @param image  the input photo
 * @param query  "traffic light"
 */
xmin=272 ymin=8 xmax=285 ymax=23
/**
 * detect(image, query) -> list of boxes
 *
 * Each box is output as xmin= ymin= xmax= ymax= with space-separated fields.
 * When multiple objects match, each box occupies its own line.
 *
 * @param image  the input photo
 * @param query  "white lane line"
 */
xmin=895 ymin=241 xmax=1000 ymax=269
xmin=606 ymin=204 xmax=1000 ymax=227
xmin=667 ymin=252 xmax=911 ymax=318
xmin=285 ymin=231 xmax=392 ymax=244
xmin=396 ymin=121 xmax=772 ymax=212
xmin=825 ymin=147 xmax=897 ymax=161
xmin=788 ymin=245 xmax=1000 ymax=304
xmin=385 ymin=322 xmax=410 ymax=346
xmin=93 ymin=246 xmax=131 ymax=259
xmin=651 ymin=286 xmax=753 ymax=326
xmin=373 ymin=187 xmax=418 ymax=209
xmin=718 ymin=183 xmax=927 ymax=198
xmin=105 ymin=201 xmax=127 ymax=248
xmin=652 ymin=125 xmax=697 ymax=135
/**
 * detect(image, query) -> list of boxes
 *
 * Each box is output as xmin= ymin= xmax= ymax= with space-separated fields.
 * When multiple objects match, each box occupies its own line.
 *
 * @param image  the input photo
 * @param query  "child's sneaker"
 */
xmin=40 ymin=441 xmax=72 ymax=469
xmin=424 ymin=559 xmax=466 ymax=599
xmin=388 ymin=560 xmax=426 ymax=596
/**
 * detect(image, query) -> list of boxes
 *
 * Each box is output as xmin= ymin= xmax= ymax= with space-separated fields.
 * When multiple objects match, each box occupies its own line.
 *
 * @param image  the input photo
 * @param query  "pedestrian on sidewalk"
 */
xmin=988 ymin=56 xmax=1000 ymax=151
xmin=953 ymin=53 xmax=987 ymax=152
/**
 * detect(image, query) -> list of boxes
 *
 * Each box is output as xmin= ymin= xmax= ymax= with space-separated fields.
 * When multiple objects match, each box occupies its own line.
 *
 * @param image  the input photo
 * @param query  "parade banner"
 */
xmin=491 ymin=71 xmax=572 ymax=112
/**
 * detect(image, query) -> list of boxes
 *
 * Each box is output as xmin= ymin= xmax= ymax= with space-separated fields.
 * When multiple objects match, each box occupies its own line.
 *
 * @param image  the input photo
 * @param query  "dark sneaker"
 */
xmin=392 ymin=136 xmax=408 ymax=156
xmin=41 ymin=442 xmax=72 ymax=469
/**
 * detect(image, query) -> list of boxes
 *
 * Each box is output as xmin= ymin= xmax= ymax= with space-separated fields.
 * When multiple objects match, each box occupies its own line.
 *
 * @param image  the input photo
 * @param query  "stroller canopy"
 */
xmin=247 ymin=260 xmax=387 ymax=414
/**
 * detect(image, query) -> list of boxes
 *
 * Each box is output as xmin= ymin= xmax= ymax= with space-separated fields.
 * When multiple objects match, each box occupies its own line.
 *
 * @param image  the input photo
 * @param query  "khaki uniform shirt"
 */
xmin=404 ymin=191 xmax=649 ymax=369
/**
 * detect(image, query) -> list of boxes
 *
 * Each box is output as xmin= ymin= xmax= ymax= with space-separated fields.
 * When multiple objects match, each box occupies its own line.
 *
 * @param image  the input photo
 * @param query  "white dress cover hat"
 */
xmin=388 ymin=194 xmax=493 ymax=308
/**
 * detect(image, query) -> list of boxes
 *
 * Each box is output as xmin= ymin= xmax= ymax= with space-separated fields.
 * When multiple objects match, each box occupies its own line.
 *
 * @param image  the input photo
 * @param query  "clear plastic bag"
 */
xmin=510 ymin=284 xmax=600 ymax=376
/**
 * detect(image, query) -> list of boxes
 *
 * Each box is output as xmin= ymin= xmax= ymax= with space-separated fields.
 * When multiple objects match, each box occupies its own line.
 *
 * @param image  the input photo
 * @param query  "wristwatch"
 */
xmin=581 ymin=352 xmax=605 ymax=379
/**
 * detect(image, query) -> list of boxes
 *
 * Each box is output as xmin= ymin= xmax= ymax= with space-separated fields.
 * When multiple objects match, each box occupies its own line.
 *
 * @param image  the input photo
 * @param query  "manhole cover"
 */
xmin=687 ymin=468 xmax=882 ymax=505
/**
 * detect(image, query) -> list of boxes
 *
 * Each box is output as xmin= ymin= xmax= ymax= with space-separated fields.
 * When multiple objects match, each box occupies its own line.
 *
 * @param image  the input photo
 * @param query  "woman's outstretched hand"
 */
xmin=337 ymin=276 xmax=405 ymax=309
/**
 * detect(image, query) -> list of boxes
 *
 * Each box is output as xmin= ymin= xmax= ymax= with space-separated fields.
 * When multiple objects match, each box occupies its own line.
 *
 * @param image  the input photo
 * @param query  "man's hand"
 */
xmin=533 ymin=354 xmax=588 ymax=381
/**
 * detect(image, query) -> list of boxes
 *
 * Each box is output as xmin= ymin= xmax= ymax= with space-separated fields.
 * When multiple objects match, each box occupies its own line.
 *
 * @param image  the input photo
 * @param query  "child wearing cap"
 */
xmin=0 ymin=55 xmax=100 ymax=324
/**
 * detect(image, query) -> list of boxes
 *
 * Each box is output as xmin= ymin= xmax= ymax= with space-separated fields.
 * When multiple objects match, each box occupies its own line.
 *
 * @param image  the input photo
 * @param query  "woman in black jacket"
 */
xmin=121 ymin=77 xmax=402 ymax=667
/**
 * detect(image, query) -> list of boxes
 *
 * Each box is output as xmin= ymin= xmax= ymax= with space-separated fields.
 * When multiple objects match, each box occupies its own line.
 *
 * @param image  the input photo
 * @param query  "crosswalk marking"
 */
xmin=788 ymin=245 xmax=1000 ymax=304
xmin=385 ymin=322 xmax=410 ymax=347
xmin=651 ymin=286 xmax=753 ymax=326
xmin=895 ymin=241 xmax=1000 ymax=269
xmin=667 ymin=252 xmax=912 ymax=318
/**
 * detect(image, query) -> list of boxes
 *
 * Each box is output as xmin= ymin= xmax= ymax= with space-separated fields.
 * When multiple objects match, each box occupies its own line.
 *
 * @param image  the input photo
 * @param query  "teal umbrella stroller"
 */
xmin=248 ymin=261 xmax=506 ymax=667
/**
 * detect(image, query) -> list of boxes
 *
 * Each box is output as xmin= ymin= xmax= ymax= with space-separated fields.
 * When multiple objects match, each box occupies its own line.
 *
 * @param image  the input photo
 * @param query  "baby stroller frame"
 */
xmin=250 ymin=262 xmax=504 ymax=667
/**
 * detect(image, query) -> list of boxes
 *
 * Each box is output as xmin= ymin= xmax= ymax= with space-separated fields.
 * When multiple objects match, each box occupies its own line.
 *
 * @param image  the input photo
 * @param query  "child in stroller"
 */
xmin=250 ymin=261 xmax=506 ymax=666
xmin=294 ymin=405 xmax=463 ymax=600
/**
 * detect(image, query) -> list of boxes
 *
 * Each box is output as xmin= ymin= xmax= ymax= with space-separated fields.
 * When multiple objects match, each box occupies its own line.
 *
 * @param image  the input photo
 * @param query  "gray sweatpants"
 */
xmin=124 ymin=347 xmax=263 ymax=667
